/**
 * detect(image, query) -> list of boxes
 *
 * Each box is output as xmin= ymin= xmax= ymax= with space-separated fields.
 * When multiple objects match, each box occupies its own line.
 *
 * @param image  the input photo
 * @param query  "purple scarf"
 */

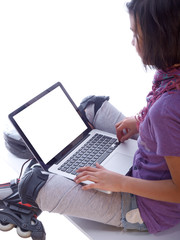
xmin=136 ymin=67 xmax=180 ymax=127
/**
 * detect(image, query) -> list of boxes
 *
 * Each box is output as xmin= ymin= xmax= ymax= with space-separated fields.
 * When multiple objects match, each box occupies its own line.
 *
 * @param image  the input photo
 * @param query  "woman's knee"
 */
xmin=78 ymin=96 xmax=125 ymax=134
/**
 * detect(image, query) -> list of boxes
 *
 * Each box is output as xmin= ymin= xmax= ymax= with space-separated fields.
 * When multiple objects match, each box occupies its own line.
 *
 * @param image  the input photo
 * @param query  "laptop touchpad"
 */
xmin=104 ymin=153 xmax=133 ymax=175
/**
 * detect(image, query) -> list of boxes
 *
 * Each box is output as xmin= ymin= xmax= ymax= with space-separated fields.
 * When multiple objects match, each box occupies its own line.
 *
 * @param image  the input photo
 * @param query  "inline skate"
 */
xmin=0 ymin=178 xmax=46 ymax=240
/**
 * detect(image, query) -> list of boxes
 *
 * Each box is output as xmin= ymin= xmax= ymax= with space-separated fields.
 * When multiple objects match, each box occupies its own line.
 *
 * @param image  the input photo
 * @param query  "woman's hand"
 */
xmin=116 ymin=116 xmax=138 ymax=142
xmin=74 ymin=163 xmax=123 ymax=192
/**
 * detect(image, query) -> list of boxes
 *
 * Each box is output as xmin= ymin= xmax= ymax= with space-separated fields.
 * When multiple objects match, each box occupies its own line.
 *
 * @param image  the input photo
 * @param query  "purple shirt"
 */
xmin=133 ymin=90 xmax=180 ymax=233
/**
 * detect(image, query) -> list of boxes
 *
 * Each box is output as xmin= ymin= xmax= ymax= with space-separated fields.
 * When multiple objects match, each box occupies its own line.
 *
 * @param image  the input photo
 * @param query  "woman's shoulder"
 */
xmin=149 ymin=90 xmax=180 ymax=120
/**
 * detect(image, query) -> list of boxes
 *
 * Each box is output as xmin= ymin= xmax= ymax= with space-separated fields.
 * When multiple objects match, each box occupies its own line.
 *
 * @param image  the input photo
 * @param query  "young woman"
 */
xmin=1 ymin=0 xmax=180 ymax=237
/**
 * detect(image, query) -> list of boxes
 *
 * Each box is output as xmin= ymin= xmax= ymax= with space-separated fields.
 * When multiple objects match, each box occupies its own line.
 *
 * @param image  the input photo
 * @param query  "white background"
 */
xmin=0 ymin=0 xmax=154 ymax=239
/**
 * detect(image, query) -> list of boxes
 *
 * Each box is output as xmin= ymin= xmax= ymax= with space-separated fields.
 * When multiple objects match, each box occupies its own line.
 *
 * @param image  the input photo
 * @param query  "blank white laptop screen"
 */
xmin=14 ymin=86 xmax=87 ymax=164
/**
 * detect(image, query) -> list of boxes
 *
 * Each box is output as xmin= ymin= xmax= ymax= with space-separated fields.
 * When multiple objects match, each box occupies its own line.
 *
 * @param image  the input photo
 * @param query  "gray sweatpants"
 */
xmin=36 ymin=101 xmax=145 ymax=229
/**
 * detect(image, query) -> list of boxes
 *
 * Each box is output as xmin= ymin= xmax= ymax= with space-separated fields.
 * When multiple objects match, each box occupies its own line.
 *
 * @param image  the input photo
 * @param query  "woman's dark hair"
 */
xmin=126 ymin=0 xmax=180 ymax=70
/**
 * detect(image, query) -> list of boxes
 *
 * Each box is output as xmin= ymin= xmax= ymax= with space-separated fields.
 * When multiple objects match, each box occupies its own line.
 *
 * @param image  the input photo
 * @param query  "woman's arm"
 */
xmin=122 ymin=156 xmax=180 ymax=203
xmin=75 ymin=156 xmax=180 ymax=203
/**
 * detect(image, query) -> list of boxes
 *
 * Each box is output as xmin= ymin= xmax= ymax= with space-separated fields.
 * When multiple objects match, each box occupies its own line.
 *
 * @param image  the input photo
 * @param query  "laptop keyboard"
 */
xmin=58 ymin=133 xmax=119 ymax=175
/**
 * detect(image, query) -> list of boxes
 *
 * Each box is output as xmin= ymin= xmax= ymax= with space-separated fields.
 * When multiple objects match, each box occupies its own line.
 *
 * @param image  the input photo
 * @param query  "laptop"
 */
xmin=9 ymin=82 xmax=137 ymax=192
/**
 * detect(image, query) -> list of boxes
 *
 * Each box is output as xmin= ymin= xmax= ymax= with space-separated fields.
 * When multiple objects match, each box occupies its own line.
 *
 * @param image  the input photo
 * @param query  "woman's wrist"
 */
xmin=134 ymin=114 xmax=140 ymax=131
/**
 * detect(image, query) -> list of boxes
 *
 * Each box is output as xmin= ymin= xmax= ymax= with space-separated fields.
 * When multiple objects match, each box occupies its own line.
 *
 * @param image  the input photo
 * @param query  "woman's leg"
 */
xmin=83 ymin=99 xmax=126 ymax=134
xmin=35 ymin=172 xmax=122 ymax=227
xmin=84 ymin=99 xmax=138 ymax=140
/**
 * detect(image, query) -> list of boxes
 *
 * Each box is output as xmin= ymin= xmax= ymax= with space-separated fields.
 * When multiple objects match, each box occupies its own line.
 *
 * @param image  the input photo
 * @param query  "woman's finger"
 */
xmin=76 ymin=165 xmax=98 ymax=173
xmin=95 ymin=162 xmax=104 ymax=169
xmin=115 ymin=121 xmax=123 ymax=128
xmin=75 ymin=174 xmax=98 ymax=184
xmin=75 ymin=170 xmax=96 ymax=178
xmin=81 ymin=183 xmax=98 ymax=190
xmin=121 ymin=130 xmax=134 ymax=142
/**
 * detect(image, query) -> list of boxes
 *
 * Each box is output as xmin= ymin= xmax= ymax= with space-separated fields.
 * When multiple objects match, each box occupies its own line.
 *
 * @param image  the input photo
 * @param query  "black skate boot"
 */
xmin=0 ymin=178 xmax=46 ymax=240
xmin=18 ymin=165 xmax=49 ymax=208
xmin=78 ymin=95 xmax=109 ymax=127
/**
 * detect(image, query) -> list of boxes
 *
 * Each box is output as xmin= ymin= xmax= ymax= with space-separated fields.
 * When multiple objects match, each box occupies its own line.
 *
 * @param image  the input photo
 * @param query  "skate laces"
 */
xmin=18 ymin=158 xmax=32 ymax=179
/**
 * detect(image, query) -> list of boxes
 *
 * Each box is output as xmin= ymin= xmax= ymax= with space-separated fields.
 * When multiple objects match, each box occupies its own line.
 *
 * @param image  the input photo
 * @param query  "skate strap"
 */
xmin=19 ymin=167 xmax=48 ymax=208
xmin=10 ymin=179 xmax=20 ymax=192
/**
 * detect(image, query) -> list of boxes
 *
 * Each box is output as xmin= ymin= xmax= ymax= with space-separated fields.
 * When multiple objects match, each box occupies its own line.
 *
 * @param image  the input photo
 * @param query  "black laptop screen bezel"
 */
xmin=8 ymin=82 xmax=92 ymax=171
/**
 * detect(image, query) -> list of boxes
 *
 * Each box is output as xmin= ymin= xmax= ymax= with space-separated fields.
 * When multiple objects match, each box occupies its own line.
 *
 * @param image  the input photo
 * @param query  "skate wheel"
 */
xmin=0 ymin=222 xmax=14 ymax=231
xmin=16 ymin=220 xmax=35 ymax=238
xmin=17 ymin=227 xmax=31 ymax=238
